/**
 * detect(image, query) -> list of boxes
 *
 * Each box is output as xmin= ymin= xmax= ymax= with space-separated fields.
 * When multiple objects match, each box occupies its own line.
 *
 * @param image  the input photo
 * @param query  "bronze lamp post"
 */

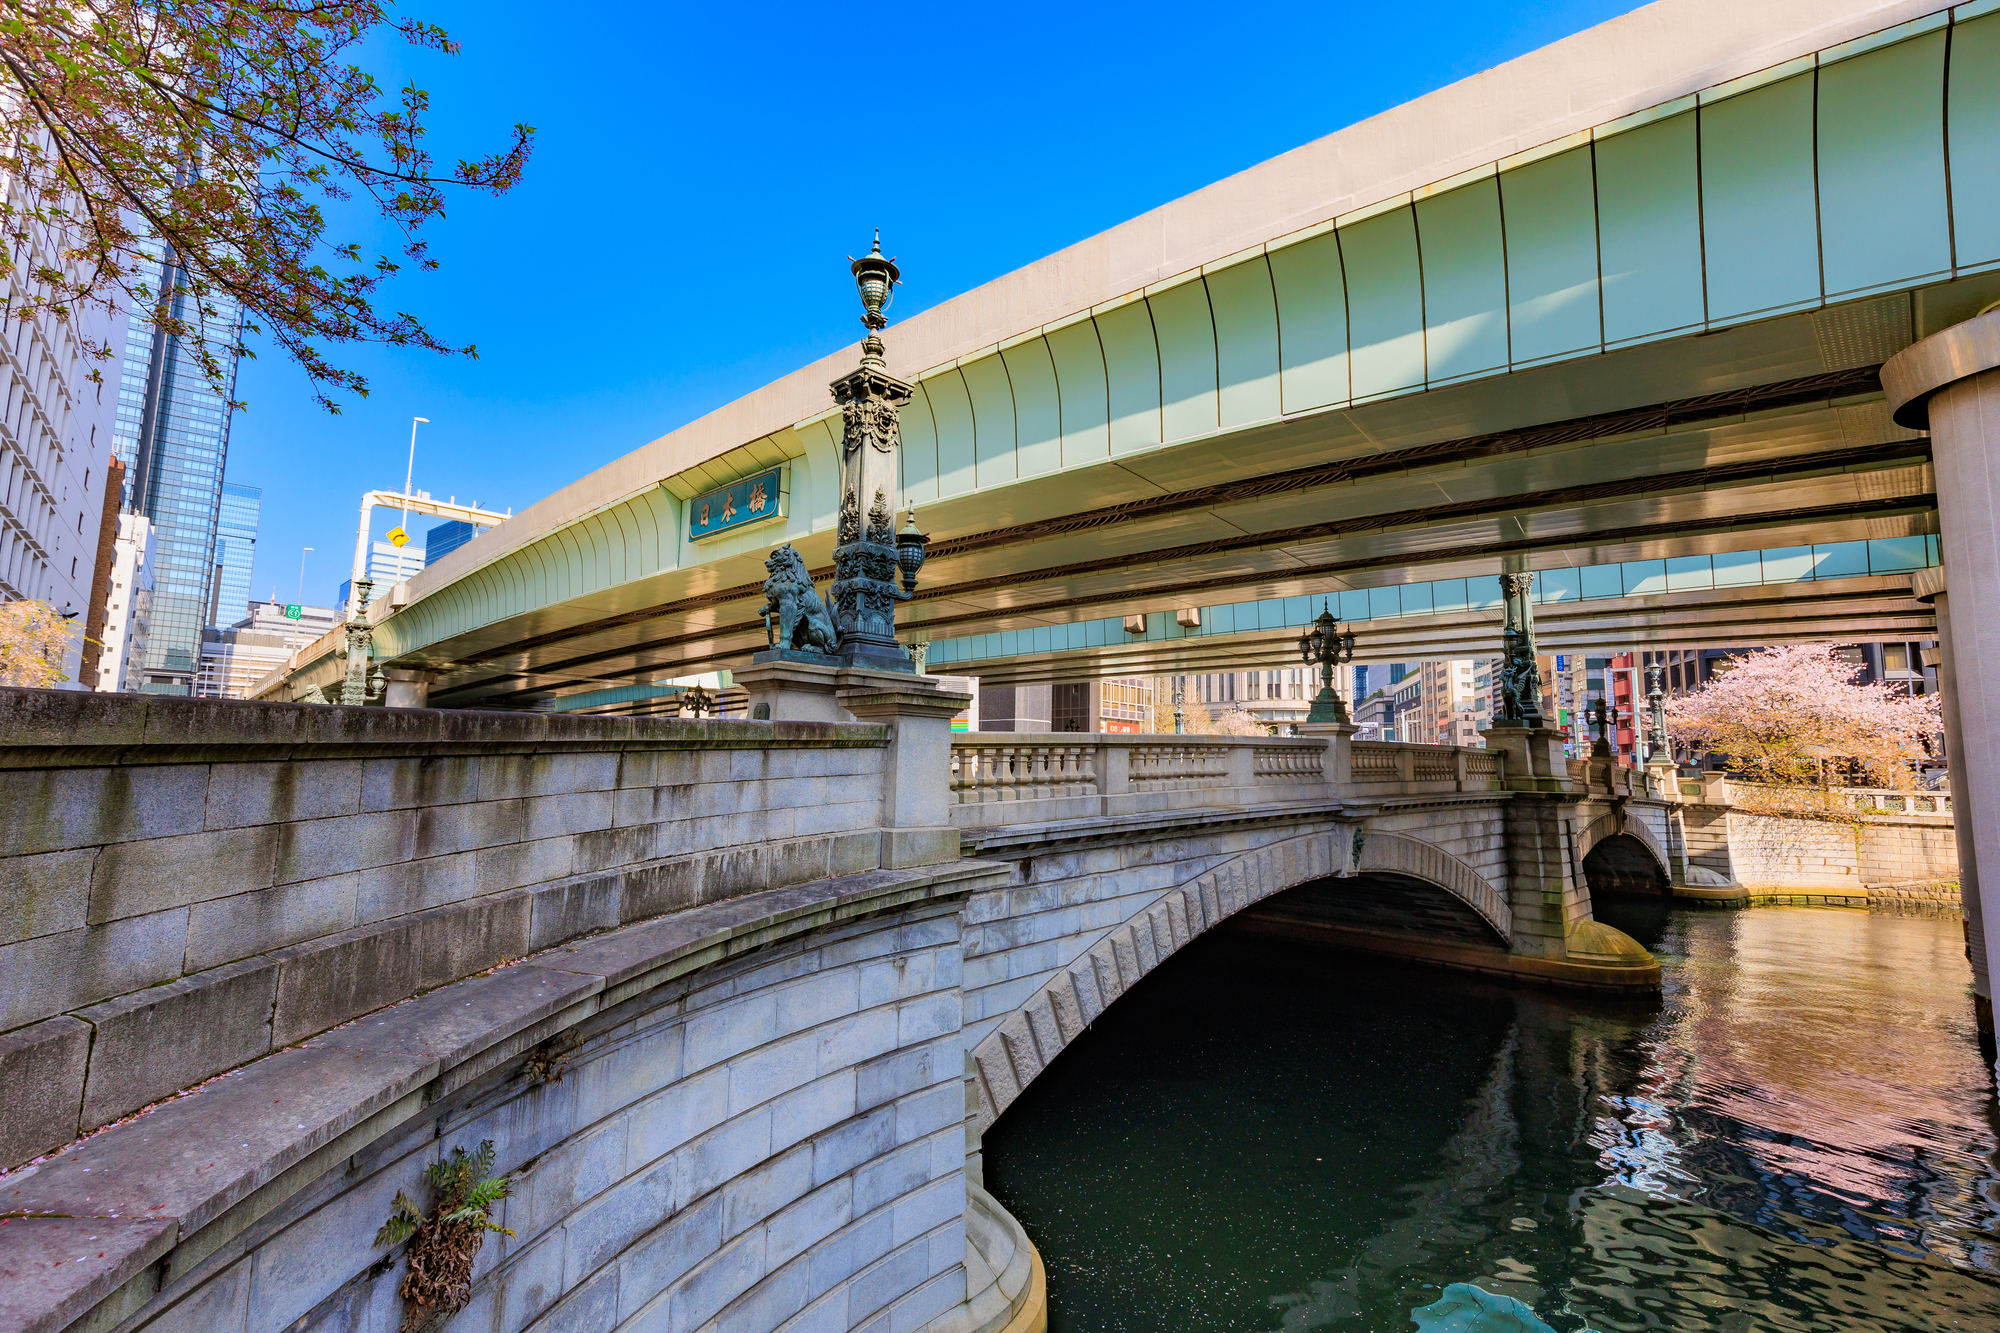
xmin=1298 ymin=602 xmax=1357 ymax=724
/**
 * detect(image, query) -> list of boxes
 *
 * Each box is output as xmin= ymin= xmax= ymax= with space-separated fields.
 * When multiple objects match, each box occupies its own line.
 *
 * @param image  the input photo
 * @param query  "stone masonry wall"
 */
xmin=116 ymin=897 xmax=971 ymax=1333
xmin=1724 ymin=810 xmax=1959 ymax=891
xmin=0 ymin=690 xmax=893 ymax=1169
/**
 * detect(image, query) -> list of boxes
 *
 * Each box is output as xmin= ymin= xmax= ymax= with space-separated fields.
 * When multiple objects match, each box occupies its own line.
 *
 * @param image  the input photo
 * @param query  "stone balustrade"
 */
xmin=1345 ymin=741 xmax=1505 ymax=798
xmin=947 ymin=734 xmax=1334 ymax=828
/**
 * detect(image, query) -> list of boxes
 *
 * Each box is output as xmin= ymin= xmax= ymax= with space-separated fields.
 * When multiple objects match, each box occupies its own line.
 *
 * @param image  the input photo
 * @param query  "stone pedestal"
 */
xmin=1297 ymin=720 xmax=1356 ymax=786
xmin=1885 ymin=310 xmax=2000 ymax=1056
xmin=735 ymin=657 xmax=847 ymax=722
xmin=1485 ymin=724 xmax=1570 ymax=792
xmin=840 ymin=676 xmax=973 ymax=869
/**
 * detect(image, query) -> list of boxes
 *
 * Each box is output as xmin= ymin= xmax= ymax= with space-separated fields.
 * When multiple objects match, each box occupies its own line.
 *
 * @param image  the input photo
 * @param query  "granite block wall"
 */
xmin=120 ymin=900 xmax=969 ymax=1333
xmin=0 ymin=691 xmax=892 ymax=1169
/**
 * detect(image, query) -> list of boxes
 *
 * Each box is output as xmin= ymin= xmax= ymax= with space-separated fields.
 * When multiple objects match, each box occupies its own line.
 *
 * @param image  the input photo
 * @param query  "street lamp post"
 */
xmin=1586 ymin=695 xmax=1614 ymax=758
xmin=1298 ymin=602 xmax=1357 ymax=724
xmin=297 ymin=547 xmax=312 ymax=608
xmin=1645 ymin=661 xmax=1672 ymax=765
xmin=1172 ymin=678 xmax=1185 ymax=735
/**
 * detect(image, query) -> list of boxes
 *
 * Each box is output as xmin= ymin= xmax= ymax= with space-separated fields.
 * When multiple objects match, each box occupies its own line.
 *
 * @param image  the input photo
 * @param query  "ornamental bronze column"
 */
xmin=1496 ymin=570 xmax=1546 ymax=727
xmin=829 ymin=233 xmax=922 ymax=673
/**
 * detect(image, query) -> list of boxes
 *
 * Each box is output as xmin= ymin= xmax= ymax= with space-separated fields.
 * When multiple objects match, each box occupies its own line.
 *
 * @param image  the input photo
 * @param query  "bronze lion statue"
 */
xmin=762 ymin=544 xmax=838 ymax=654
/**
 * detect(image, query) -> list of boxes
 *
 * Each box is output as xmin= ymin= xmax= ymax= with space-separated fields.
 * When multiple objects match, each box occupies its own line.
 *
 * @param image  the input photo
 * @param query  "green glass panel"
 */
xmin=1712 ymin=549 xmax=1762 ymax=586
xmin=1820 ymin=32 xmax=1950 ymax=295
xmin=1665 ymin=555 xmax=1714 ymax=591
xmin=900 ymin=383 xmax=940 ymax=506
xmin=1949 ymin=13 xmax=2000 ymax=267
xmin=1539 ymin=568 xmax=1581 ymax=602
xmin=1761 ymin=546 xmax=1815 ymax=581
xmin=1812 ymin=541 xmax=1868 ymax=577
xmin=1270 ymin=230 xmax=1349 ymax=412
xmin=1581 ymin=565 xmax=1622 ymax=598
xmin=1001 ymin=339 xmax=1062 ymax=480
xmin=1095 ymin=302 xmax=1162 ymax=456
xmin=1622 ymin=560 xmax=1668 ymax=594
xmin=1501 ymin=148 xmax=1601 ymax=363
xmin=1594 ymin=113 xmax=1704 ymax=344
xmin=1868 ymin=535 xmax=1929 ymax=571
xmin=1339 ymin=589 xmax=1369 ymax=621
xmin=1416 ymin=178 xmax=1509 ymax=383
xmin=1046 ymin=319 xmax=1109 ymax=467
xmin=1208 ymin=257 xmax=1281 ymax=428
xmin=1401 ymin=583 xmax=1434 ymax=615
xmin=1283 ymin=596 xmax=1312 ymax=624
xmin=925 ymin=369 xmax=977 ymax=499
xmin=1702 ymin=75 xmax=1821 ymax=321
xmin=961 ymin=353 xmax=1017 ymax=488
xmin=1340 ymin=209 xmax=1426 ymax=399
xmin=1150 ymin=280 xmax=1218 ymax=445
xmin=1368 ymin=586 xmax=1402 ymax=619
xmin=1431 ymin=579 xmax=1469 ymax=612
xmin=1210 ymin=604 xmax=1236 ymax=634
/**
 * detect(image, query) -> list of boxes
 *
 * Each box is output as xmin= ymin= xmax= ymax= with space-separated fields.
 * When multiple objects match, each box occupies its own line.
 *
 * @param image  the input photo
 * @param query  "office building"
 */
xmin=210 ymin=482 xmax=260 ymax=628
xmin=0 ymin=232 xmax=125 ymax=684
xmin=91 ymin=512 xmax=156 ymax=693
xmin=111 ymin=248 xmax=243 ymax=694
xmin=196 ymin=601 xmax=339 ymax=700
xmin=338 ymin=539 xmax=428 ymax=613
xmin=425 ymin=519 xmax=477 ymax=566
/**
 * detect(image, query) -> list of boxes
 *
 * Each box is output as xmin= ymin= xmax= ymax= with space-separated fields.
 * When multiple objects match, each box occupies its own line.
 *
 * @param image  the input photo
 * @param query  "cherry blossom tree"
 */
xmin=0 ymin=599 xmax=78 ymax=687
xmin=0 ymin=2 xmax=533 ymax=410
xmin=1664 ymin=643 xmax=1941 ymax=791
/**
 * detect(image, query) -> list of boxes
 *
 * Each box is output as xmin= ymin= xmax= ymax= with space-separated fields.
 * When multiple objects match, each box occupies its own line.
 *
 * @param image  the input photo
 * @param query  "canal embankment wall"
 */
xmin=1670 ymin=777 xmax=1961 ymax=906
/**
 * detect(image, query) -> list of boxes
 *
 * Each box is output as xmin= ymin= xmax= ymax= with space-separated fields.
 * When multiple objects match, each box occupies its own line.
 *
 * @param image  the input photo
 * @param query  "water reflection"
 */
xmin=982 ymin=906 xmax=2000 ymax=1331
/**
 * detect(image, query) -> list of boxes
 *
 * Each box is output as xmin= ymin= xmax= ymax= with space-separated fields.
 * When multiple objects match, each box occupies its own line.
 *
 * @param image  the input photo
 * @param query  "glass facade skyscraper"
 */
xmin=213 ymin=482 xmax=260 ymax=627
xmin=425 ymin=519 xmax=476 ymax=566
xmin=111 ymin=250 xmax=242 ymax=693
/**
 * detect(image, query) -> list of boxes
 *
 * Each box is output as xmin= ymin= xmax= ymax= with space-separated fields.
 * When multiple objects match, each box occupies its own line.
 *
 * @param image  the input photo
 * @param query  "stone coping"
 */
xmin=0 ymin=859 xmax=1006 ymax=1333
xmin=0 ymin=688 xmax=887 ymax=767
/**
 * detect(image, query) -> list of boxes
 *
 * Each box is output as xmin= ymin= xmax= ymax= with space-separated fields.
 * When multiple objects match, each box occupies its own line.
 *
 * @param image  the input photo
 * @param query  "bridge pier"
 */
xmin=1884 ymin=309 xmax=2000 ymax=1050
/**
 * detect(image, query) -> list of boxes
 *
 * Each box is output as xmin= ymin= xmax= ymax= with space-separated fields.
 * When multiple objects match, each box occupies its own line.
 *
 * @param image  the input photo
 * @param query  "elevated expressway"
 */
xmin=260 ymin=0 xmax=2000 ymax=710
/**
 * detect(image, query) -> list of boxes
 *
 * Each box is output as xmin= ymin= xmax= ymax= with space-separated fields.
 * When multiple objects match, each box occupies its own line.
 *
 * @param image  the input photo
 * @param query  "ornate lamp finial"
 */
xmin=849 ymin=231 xmax=901 ymax=364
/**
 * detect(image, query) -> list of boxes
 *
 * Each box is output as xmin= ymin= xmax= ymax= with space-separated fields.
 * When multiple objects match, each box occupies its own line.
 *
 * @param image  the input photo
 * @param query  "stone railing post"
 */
xmin=1098 ymin=743 xmax=1130 ymax=797
xmin=839 ymin=679 xmax=972 ymax=868
xmin=1453 ymin=749 xmax=1470 ymax=791
xmin=1297 ymin=721 xmax=1354 ymax=792
xmin=1225 ymin=740 xmax=1256 ymax=794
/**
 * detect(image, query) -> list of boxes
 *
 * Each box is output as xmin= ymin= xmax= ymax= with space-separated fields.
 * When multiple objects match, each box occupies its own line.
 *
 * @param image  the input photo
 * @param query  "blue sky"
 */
xmin=225 ymin=0 xmax=1643 ymax=609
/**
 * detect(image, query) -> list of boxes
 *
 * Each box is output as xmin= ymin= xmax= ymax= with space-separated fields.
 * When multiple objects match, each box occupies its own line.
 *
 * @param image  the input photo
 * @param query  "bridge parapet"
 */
xmin=947 ymin=733 xmax=1514 ymax=830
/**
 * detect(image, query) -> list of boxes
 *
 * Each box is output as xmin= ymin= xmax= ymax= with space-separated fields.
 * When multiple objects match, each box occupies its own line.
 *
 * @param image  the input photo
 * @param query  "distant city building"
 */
xmin=0 ymin=222 xmax=126 ymax=684
xmin=93 ymin=513 xmax=156 ymax=694
xmin=111 ymin=248 xmax=242 ymax=693
xmin=338 ymin=540 xmax=427 ymax=612
xmin=424 ymin=518 xmax=476 ymax=566
xmin=210 ymin=482 xmax=260 ymax=628
xmin=196 ymin=601 xmax=339 ymax=699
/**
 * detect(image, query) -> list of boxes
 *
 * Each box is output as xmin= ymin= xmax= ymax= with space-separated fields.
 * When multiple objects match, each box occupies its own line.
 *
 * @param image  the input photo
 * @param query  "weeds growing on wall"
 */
xmin=376 ymin=1141 xmax=514 ymax=1332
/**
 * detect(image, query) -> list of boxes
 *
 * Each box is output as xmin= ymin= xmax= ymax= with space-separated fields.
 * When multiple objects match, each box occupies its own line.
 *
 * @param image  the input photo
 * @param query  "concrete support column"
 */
xmin=1885 ymin=311 xmax=2000 ymax=1057
xmin=1914 ymin=572 xmax=1989 ymax=1039
xmin=381 ymin=668 xmax=436 ymax=709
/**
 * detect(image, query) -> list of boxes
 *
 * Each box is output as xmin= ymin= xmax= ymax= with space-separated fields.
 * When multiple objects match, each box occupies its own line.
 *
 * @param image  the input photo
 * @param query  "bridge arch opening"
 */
xmin=1583 ymin=831 xmax=1672 ymax=898
xmin=970 ymin=829 xmax=1515 ymax=1133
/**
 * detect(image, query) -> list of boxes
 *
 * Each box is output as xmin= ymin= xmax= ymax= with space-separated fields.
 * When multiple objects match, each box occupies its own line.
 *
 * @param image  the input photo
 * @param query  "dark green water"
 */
xmin=982 ymin=904 xmax=2000 ymax=1331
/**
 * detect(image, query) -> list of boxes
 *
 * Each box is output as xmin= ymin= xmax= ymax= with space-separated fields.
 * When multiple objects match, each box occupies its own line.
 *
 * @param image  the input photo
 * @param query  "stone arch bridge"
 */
xmin=0 ymin=691 xmax=1677 ymax=1333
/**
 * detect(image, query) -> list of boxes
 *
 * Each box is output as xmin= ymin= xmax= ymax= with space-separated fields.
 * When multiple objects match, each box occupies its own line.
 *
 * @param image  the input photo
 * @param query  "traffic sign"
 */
xmin=284 ymin=604 xmax=302 ymax=620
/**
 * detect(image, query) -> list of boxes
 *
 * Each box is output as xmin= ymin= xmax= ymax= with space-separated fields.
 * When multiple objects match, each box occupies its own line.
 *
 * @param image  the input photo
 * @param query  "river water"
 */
xmin=982 ymin=903 xmax=2000 ymax=1331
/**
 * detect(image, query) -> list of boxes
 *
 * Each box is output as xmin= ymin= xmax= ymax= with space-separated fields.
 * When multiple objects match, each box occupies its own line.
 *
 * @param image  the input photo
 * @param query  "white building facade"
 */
xmin=196 ymin=601 xmax=340 ymax=700
xmin=93 ymin=512 xmax=155 ymax=693
xmin=0 ymin=208 xmax=126 ymax=684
